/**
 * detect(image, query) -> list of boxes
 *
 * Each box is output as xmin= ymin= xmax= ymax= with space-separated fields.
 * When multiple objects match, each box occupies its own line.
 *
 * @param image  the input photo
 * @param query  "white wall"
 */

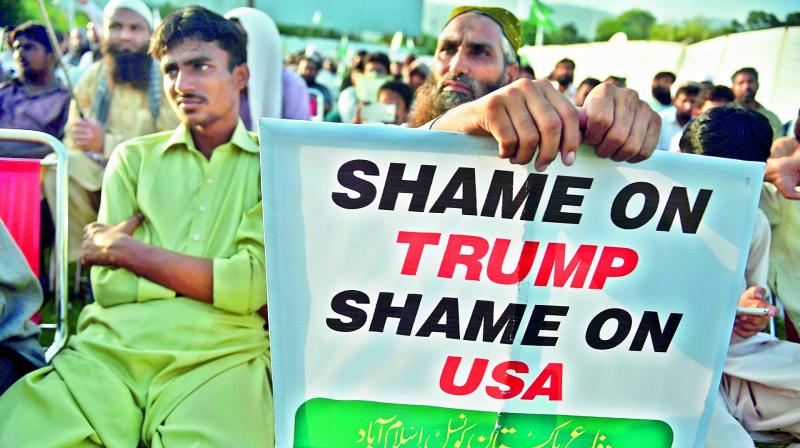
xmin=519 ymin=27 xmax=800 ymax=124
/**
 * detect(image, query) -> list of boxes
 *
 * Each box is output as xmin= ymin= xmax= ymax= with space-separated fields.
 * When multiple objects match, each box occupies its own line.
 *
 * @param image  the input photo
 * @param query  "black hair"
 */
xmin=520 ymin=64 xmax=535 ymax=77
xmin=675 ymin=83 xmax=702 ymax=98
xmin=379 ymin=81 xmax=414 ymax=109
xmin=11 ymin=22 xmax=53 ymax=54
xmin=579 ymin=77 xmax=601 ymax=89
xmin=149 ymin=6 xmax=246 ymax=70
xmin=698 ymin=85 xmax=735 ymax=105
xmin=556 ymin=58 xmax=575 ymax=69
xmin=653 ymin=71 xmax=676 ymax=83
xmin=365 ymin=52 xmax=391 ymax=73
xmin=795 ymin=108 xmax=799 ymax=141
xmin=731 ymin=67 xmax=758 ymax=83
xmin=679 ymin=104 xmax=772 ymax=162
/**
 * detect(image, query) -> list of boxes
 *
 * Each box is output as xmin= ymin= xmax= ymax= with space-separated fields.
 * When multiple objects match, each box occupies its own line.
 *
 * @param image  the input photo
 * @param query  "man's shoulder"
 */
xmin=757 ymin=104 xmax=780 ymax=120
xmin=114 ymin=129 xmax=176 ymax=156
xmin=75 ymin=61 xmax=104 ymax=91
xmin=0 ymin=79 xmax=15 ymax=94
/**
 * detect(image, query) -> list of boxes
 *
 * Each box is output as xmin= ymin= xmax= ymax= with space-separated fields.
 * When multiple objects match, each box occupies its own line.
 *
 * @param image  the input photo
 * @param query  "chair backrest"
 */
xmin=307 ymin=87 xmax=325 ymax=121
xmin=0 ymin=158 xmax=41 ymax=277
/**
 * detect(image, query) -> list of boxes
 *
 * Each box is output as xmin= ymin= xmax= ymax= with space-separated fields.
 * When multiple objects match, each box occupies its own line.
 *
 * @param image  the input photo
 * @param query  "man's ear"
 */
xmin=505 ymin=63 xmax=519 ymax=85
xmin=233 ymin=63 xmax=249 ymax=91
xmin=45 ymin=52 xmax=58 ymax=70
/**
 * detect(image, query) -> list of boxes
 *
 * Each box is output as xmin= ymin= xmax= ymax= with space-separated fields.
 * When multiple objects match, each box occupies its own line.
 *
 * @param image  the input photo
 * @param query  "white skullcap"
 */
xmin=103 ymin=0 xmax=154 ymax=30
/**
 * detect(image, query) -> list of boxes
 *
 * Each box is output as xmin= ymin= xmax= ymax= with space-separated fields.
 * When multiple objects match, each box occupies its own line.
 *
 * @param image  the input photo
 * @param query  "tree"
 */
xmin=0 ymin=0 xmax=27 ymax=29
xmin=786 ymin=12 xmax=800 ymax=26
xmin=651 ymin=17 xmax=727 ymax=43
xmin=746 ymin=10 xmax=782 ymax=30
xmin=595 ymin=9 xmax=656 ymax=41
xmin=545 ymin=23 xmax=587 ymax=45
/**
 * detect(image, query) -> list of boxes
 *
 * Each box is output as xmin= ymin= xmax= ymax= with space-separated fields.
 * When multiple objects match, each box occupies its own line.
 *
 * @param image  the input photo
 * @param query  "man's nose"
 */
xmin=174 ymin=70 xmax=194 ymax=93
xmin=448 ymin=47 xmax=469 ymax=77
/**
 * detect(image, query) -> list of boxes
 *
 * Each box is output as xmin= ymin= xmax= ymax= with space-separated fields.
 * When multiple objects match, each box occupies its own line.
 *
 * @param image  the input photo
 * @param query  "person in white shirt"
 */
xmin=657 ymin=83 xmax=700 ymax=150
xmin=548 ymin=57 xmax=576 ymax=104
xmin=647 ymin=71 xmax=675 ymax=113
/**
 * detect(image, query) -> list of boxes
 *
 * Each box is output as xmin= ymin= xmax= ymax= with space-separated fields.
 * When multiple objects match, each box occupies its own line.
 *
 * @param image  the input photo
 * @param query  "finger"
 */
xmin=582 ymin=83 xmax=615 ymax=146
xmin=610 ymin=101 xmax=649 ymax=162
xmin=504 ymin=88 xmax=540 ymax=166
xmin=484 ymin=95 xmax=519 ymax=161
xmin=541 ymin=83 xmax=580 ymax=166
xmin=83 ymin=222 xmax=100 ymax=239
xmin=523 ymin=81 xmax=562 ymax=170
xmin=596 ymin=89 xmax=639 ymax=159
xmin=116 ymin=213 xmax=144 ymax=234
xmin=734 ymin=328 xmax=757 ymax=339
xmin=628 ymin=111 xmax=661 ymax=163
xmin=767 ymin=305 xmax=779 ymax=317
xmin=780 ymin=188 xmax=800 ymax=200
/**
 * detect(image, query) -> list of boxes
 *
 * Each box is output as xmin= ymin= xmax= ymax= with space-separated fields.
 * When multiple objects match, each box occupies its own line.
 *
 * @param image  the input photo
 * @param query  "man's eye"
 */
xmin=166 ymin=69 xmax=178 ymax=79
xmin=196 ymin=64 xmax=210 ymax=72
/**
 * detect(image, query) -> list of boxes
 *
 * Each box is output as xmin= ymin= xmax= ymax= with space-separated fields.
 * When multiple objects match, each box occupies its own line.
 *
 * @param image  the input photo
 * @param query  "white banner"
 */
xmin=259 ymin=119 xmax=764 ymax=447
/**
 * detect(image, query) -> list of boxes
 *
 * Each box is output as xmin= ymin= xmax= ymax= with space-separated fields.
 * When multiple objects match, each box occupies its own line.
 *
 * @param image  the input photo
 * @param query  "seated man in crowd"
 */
xmin=353 ymin=80 xmax=413 ymax=126
xmin=574 ymin=76 xmax=600 ymax=107
xmin=731 ymin=67 xmax=783 ymax=140
xmin=548 ymin=58 xmax=576 ymax=104
xmin=647 ymin=71 xmax=676 ymax=113
xmin=43 ymin=0 xmax=179 ymax=263
xmin=0 ymin=22 xmax=70 ymax=159
xmin=298 ymin=53 xmax=333 ymax=116
xmin=760 ymin=110 xmax=800 ymax=339
xmin=696 ymin=84 xmax=734 ymax=114
xmin=656 ymin=82 xmax=700 ymax=151
xmin=0 ymin=5 xmax=661 ymax=446
xmin=0 ymin=219 xmax=45 ymax=395
xmin=679 ymin=104 xmax=800 ymax=446
xmin=0 ymin=7 xmax=272 ymax=445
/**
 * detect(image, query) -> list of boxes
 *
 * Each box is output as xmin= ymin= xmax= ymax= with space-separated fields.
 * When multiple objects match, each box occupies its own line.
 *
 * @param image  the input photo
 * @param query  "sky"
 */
xmin=550 ymin=0 xmax=800 ymax=23
xmin=429 ymin=0 xmax=800 ymax=23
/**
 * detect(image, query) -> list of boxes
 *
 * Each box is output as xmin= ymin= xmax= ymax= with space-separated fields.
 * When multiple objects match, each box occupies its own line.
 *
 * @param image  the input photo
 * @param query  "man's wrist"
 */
xmin=112 ymin=236 xmax=144 ymax=271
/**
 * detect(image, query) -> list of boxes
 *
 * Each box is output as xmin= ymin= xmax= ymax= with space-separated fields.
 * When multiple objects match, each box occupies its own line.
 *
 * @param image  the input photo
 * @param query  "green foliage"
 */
xmin=596 ymin=9 xmax=656 ymax=41
xmin=746 ymin=10 xmax=782 ymax=30
xmin=544 ymin=23 xmax=587 ymax=45
xmin=593 ymin=8 xmax=799 ymax=44
xmin=784 ymin=12 xmax=800 ymax=26
xmin=0 ymin=0 xmax=27 ymax=28
xmin=1 ymin=0 xmax=88 ymax=32
xmin=650 ymin=17 xmax=728 ymax=43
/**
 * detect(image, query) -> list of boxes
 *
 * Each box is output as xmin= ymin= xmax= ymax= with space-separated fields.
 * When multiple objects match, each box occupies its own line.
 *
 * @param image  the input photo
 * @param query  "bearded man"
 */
xmin=0 ymin=22 xmax=70 ymax=159
xmin=409 ymin=7 xmax=521 ymax=128
xmin=43 ymin=0 xmax=179 ymax=263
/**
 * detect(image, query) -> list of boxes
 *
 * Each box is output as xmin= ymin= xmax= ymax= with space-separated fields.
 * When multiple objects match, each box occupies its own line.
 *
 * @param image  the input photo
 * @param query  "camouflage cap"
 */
xmin=445 ymin=6 xmax=521 ymax=51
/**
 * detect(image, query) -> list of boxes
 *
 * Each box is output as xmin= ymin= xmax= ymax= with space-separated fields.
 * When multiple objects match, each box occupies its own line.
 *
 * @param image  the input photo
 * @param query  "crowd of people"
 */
xmin=0 ymin=1 xmax=800 ymax=446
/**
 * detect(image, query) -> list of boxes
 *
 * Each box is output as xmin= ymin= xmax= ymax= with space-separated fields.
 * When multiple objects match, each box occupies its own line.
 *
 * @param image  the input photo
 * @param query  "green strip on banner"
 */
xmin=294 ymin=398 xmax=673 ymax=447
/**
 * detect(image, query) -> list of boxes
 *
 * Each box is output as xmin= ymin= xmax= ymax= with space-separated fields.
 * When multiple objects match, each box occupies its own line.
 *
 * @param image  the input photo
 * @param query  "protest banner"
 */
xmin=259 ymin=119 xmax=764 ymax=447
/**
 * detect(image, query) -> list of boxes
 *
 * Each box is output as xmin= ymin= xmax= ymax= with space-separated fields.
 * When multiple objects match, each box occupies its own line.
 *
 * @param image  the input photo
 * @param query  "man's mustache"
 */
xmin=437 ymin=74 xmax=478 ymax=96
xmin=177 ymin=94 xmax=207 ymax=102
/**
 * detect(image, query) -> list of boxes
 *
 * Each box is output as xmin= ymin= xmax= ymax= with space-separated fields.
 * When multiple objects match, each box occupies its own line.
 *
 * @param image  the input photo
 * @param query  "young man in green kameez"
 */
xmin=0 ymin=7 xmax=273 ymax=446
xmin=0 ymin=4 xmax=668 ymax=446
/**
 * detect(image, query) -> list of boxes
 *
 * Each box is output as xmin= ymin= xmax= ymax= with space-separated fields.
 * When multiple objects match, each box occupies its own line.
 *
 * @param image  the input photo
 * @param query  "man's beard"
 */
xmin=19 ymin=64 xmax=47 ymax=85
xmin=652 ymin=85 xmax=671 ymax=106
xmin=737 ymin=89 xmax=756 ymax=102
xmin=103 ymin=41 xmax=151 ymax=89
xmin=409 ymin=72 xmax=505 ymax=128
xmin=556 ymin=74 xmax=573 ymax=88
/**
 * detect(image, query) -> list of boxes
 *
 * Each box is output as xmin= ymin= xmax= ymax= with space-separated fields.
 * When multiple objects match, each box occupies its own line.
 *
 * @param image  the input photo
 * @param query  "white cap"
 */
xmin=103 ymin=0 xmax=154 ymax=30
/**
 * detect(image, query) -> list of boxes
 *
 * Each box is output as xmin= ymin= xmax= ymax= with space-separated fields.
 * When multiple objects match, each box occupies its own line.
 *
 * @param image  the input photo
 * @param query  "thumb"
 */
xmin=115 ymin=213 xmax=143 ymax=235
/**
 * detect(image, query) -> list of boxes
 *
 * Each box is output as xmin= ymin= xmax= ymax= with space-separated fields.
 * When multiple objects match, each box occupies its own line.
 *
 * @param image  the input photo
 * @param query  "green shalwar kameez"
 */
xmin=0 ymin=122 xmax=274 ymax=447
